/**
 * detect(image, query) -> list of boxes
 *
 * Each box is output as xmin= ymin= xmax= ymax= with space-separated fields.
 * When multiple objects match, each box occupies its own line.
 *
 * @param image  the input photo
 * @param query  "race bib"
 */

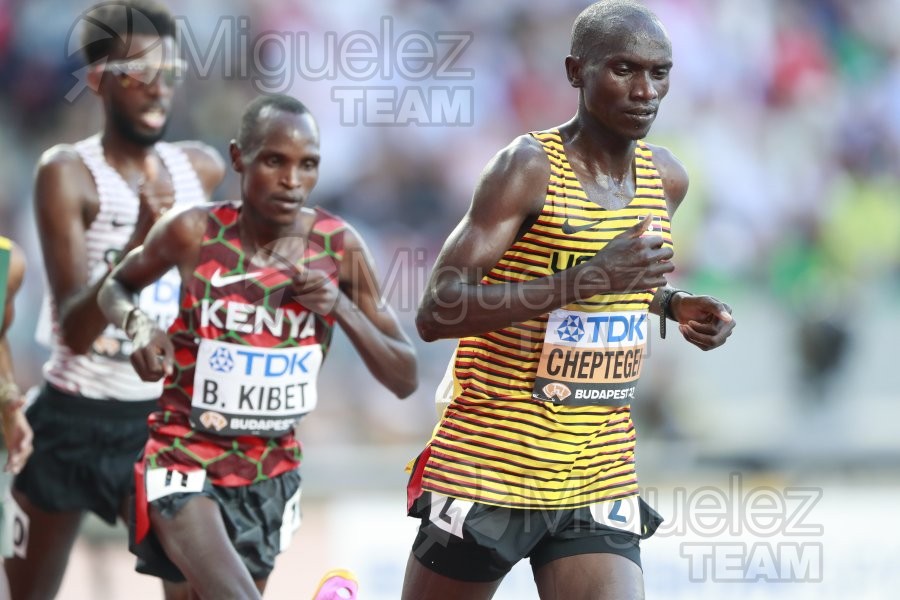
xmin=145 ymin=467 xmax=207 ymax=502
xmin=589 ymin=495 xmax=642 ymax=536
xmin=532 ymin=309 xmax=647 ymax=406
xmin=428 ymin=493 xmax=475 ymax=539
xmin=279 ymin=487 xmax=302 ymax=552
xmin=0 ymin=490 xmax=28 ymax=559
xmin=190 ymin=338 xmax=322 ymax=437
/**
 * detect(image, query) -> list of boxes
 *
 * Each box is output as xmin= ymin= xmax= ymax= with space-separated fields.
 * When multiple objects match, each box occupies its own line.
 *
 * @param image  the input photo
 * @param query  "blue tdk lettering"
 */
xmin=586 ymin=314 xmax=646 ymax=343
xmin=235 ymin=349 xmax=311 ymax=376
xmin=262 ymin=352 xmax=310 ymax=376
xmin=236 ymin=350 xmax=264 ymax=375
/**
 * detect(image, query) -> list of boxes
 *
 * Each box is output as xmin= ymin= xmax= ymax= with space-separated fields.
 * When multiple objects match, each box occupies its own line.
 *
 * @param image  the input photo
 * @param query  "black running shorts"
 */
xmin=14 ymin=384 xmax=155 ymax=524
xmin=409 ymin=490 xmax=663 ymax=582
xmin=131 ymin=467 xmax=302 ymax=582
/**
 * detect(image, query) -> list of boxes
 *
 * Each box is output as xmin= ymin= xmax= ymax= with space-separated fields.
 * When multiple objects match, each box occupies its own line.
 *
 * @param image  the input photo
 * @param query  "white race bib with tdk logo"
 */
xmin=532 ymin=309 xmax=647 ymax=406
xmin=190 ymin=338 xmax=322 ymax=437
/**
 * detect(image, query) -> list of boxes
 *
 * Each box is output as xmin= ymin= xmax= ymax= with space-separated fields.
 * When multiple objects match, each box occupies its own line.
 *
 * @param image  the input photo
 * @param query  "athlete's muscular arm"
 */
xmin=1 ymin=242 xmax=33 ymax=474
xmin=647 ymin=145 xmax=689 ymax=318
xmin=290 ymin=226 xmax=418 ymax=399
xmin=34 ymin=146 xmax=111 ymax=354
xmin=416 ymin=136 xmax=674 ymax=341
xmin=337 ymin=227 xmax=418 ymax=398
xmin=646 ymin=145 xmax=735 ymax=350
xmin=98 ymin=207 xmax=206 ymax=380
xmin=176 ymin=141 xmax=227 ymax=197
xmin=35 ymin=146 xmax=179 ymax=354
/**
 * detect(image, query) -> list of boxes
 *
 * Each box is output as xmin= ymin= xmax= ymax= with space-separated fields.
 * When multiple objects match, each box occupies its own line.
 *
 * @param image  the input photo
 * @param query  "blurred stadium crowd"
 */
xmin=0 ymin=0 xmax=898 ymax=461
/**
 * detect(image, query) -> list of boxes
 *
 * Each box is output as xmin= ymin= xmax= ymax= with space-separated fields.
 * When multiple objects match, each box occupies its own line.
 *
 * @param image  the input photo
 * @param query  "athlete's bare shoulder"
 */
xmin=491 ymin=133 xmax=550 ymax=181
xmin=174 ymin=201 xmax=219 ymax=218
xmin=37 ymin=143 xmax=84 ymax=166
xmin=35 ymin=143 xmax=95 ymax=195
xmin=172 ymin=140 xmax=226 ymax=196
xmin=34 ymin=143 xmax=100 ymax=230
xmin=139 ymin=203 xmax=214 ymax=275
xmin=474 ymin=133 xmax=550 ymax=219
xmin=159 ymin=203 xmax=215 ymax=242
xmin=645 ymin=143 xmax=689 ymax=214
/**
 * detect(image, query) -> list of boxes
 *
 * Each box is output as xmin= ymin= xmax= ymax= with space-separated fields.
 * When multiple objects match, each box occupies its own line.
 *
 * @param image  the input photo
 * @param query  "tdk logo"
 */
xmin=556 ymin=315 xmax=585 ymax=343
xmin=584 ymin=314 xmax=646 ymax=343
xmin=554 ymin=313 xmax=647 ymax=345
xmin=234 ymin=350 xmax=312 ymax=377
xmin=208 ymin=347 xmax=235 ymax=373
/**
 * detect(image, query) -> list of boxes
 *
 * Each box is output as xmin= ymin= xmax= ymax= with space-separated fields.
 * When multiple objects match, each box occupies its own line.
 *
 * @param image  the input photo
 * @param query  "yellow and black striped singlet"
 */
xmin=421 ymin=130 xmax=674 ymax=509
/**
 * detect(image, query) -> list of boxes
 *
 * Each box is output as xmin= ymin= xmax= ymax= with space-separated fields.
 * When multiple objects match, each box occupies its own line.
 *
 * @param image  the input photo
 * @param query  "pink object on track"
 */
xmin=311 ymin=569 xmax=358 ymax=600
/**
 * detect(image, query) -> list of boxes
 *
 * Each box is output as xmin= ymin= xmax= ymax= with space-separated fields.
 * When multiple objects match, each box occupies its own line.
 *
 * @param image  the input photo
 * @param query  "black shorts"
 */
xmin=409 ymin=490 xmax=663 ymax=583
xmin=13 ymin=384 xmax=155 ymax=524
xmin=131 ymin=468 xmax=302 ymax=582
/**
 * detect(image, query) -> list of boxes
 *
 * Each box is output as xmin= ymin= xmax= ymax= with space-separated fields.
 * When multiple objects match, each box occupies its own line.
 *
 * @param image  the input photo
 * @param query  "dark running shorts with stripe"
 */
xmin=131 ymin=467 xmax=302 ymax=582
xmin=13 ymin=384 xmax=154 ymax=524
xmin=409 ymin=490 xmax=664 ymax=583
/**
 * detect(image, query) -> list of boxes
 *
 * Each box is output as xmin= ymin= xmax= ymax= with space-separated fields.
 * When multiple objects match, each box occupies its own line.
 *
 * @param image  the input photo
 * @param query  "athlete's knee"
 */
xmin=150 ymin=495 xmax=215 ymax=555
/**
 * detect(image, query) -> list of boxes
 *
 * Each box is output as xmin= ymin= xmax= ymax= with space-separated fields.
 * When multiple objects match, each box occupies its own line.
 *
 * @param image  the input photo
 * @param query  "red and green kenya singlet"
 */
xmin=413 ymin=131 xmax=673 ymax=510
xmin=143 ymin=203 xmax=346 ymax=487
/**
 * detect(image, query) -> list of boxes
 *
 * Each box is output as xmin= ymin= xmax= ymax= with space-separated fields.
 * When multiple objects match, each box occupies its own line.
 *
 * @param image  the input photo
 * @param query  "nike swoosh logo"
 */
xmin=209 ymin=269 xmax=264 ymax=287
xmin=111 ymin=217 xmax=136 ymax=228
xmin=561 ymin=219 xmax=605 ymax=234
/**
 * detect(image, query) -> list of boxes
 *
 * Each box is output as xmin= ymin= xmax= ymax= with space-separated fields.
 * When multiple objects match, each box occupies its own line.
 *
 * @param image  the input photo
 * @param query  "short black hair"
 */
xmin=570 ymin=0 xmax=663 ymax=57
xmin=237 ymin=94 xmax=312 ymax=151
xmin=80 ymin=0 xmax=176 ymax=65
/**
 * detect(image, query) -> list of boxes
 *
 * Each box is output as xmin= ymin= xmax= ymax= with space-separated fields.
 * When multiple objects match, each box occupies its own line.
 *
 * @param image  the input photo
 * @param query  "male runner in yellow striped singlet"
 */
xmin=403 ymin=2 xmax=736 ymax=599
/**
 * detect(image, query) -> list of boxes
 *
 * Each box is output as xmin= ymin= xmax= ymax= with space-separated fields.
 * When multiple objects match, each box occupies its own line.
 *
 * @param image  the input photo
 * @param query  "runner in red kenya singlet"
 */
xmin=98 ymin=94 xmax=418 ymax=599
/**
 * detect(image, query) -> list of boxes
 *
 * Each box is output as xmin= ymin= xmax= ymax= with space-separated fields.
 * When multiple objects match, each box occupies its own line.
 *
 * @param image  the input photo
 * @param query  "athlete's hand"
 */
xmin=2 ymin=397 xmax=33 ymax=474
xmin=137 ymin=156 xmax=176 ymax=221
xmin=128 ymin=311 xmax=174 ymax=381
xmin=126 ymin=157 xmax=176 ymax=252
xmin=578 ymin=215 xmax=674 ymax=298
xmin=290 ymin=267 xmax=342 ymax=316
xmin=671 ymin=294 xmax=735 ymax=350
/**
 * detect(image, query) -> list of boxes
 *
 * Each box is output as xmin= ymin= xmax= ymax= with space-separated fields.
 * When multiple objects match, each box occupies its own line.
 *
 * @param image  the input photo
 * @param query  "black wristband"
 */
xmin=659 ymin=288 xmax=688 ymax=339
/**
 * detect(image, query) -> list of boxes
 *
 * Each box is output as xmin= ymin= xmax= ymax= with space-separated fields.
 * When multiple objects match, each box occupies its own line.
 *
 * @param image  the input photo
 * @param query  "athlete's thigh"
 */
xmin=150 ymin=494 xmax=260 ymax=600
xmin=534 ymin=553 xmax=644 ymax=600
xmin=4 ymin=490 xmax=83 ymax=600
xmin=401 ymin=552 xmax=503 ymax=600
xmin=161 ymin=579 xmax=193 ymax=600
